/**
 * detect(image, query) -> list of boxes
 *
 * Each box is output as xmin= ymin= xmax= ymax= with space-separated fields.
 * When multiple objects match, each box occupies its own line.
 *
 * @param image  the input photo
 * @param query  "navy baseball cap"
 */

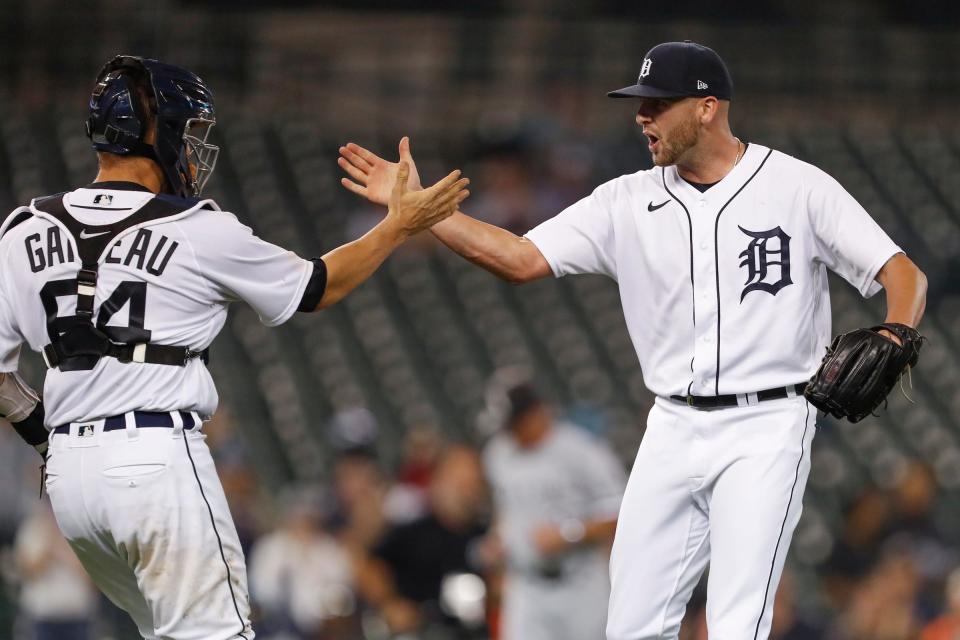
xmin=608 ymin=41 xmax=733 ymax=101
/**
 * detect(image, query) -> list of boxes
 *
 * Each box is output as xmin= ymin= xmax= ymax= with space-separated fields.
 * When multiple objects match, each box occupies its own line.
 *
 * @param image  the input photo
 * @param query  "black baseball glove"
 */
xmin=804 ymin=323 xmax=924 ymax=423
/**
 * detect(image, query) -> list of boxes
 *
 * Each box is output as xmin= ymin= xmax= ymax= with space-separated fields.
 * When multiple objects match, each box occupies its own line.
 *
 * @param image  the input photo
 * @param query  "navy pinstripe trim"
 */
xmin=753 ymin=400 xmax=811 ymax=639
xmin=714 ymin=149 xmax=773 ymax=395
xmin=181 ymin=436 xmax=250 ymax=640
xmin=662 ymin=168 xmax=696 ymax=393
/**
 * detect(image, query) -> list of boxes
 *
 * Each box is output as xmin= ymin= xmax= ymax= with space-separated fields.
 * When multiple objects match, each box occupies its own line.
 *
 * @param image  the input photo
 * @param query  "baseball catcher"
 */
xmin=0 ymin=54 xmax=469 ymax=640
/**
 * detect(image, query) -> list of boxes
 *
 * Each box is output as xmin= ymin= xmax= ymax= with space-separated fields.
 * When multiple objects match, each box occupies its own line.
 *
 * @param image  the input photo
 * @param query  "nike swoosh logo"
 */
xmin=79 ymin=229 xmax=110 ymax=239
xmin=647 ymin=200 xmax=670 ymax=212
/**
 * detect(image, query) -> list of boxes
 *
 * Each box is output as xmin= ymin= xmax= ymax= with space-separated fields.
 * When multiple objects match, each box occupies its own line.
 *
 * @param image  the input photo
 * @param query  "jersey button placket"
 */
xmin=690 ymin=199 xmax=717 ymax=396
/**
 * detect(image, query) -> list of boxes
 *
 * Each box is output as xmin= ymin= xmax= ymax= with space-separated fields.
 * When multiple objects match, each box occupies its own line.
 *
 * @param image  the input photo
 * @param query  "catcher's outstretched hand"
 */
xmin=387 ymin=161 xmax=469 ymax=237
xmin=339 ymin=137 xmax=422 ymax=206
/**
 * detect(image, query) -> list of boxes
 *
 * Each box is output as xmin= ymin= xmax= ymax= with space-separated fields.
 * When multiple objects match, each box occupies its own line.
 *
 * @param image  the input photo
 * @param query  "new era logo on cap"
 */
xmin=697 ymin=80 xmax=708 ymax=90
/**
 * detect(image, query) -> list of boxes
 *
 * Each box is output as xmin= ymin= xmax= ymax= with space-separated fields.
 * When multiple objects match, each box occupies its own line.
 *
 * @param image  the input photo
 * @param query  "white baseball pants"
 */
xmin=607 ymin=396 xmax=815 ymax=640
xmin=45 ymin=415 xmax=254 ymax=640
xmin=501 ymin=557 xmax=610 ymax=640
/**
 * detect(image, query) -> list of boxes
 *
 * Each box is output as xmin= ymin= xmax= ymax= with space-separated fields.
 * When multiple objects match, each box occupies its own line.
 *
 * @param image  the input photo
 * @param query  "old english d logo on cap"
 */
xmin=639 ymin=58 xmax=652 ymax=79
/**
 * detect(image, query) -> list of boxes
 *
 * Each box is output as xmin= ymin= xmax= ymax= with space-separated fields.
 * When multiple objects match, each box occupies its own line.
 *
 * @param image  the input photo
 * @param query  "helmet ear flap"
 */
xmin=122 ymin=74 xmax=149 ymax=140
xmin=85 ymin=56 xmax=161 ymax=157
xmin=87 ymin=64 xmax=153 ymax=153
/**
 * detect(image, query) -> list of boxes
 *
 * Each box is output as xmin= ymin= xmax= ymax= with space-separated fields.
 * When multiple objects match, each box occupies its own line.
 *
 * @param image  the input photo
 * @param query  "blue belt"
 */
xmin=53 ymin=411 xmax=199 ymax=435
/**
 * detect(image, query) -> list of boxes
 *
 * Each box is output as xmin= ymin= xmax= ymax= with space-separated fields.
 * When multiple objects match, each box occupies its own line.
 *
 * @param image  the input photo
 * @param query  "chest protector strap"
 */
xmin=31 ymin=193 xmax=210 ymax=371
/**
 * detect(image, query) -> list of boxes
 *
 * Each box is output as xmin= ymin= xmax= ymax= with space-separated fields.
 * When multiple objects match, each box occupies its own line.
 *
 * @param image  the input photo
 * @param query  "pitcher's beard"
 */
xmin=652 ymin=118 xmax=700 ymax=167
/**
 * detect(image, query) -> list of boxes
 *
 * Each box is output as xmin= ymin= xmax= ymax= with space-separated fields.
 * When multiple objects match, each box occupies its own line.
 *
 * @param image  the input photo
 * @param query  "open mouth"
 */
xmin=645 ymin=131 xmax=660 ymax=151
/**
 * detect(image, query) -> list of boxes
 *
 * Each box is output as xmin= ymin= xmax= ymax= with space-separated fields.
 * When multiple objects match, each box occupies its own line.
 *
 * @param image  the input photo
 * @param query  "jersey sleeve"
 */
xmin=806 ymin=167 xmax=902 ymax=298
xmin=0 ymin=264 xmax=23 ymax=373
xmin=193 ymin=213 xmax=314 ymax=327
xmin=523 ymin=183 xmax=617 ymax=279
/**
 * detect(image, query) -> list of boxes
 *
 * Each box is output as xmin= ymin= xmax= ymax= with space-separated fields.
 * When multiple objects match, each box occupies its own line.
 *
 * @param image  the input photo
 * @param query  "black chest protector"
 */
xmin=29 ymin=193 xmax=211 ymax=372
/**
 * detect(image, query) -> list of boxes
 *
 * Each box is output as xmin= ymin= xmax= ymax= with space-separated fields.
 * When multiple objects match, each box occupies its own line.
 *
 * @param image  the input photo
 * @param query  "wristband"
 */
xmin=11 ymin=403 xmax=48 ymax=458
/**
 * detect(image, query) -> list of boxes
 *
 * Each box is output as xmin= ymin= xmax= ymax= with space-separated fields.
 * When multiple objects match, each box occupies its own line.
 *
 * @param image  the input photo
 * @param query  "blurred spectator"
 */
xmin=770 ymin=570 xmax=826 ymax=640
xmin=481 ymin=372 xmax=625 ymax=640
xmin=0 ymin=426 xmax=39 ymax=545
xmin=330 ymin=447 xmax=390 ymax=551
xmin=888 ymin=461 xmax=941 ymax=541
xmin=921 ymin=567 xmax=960 ymax=640
xmin=836 ymin=545 xmax=922 ymax=640
xmin=205 ymin=408 xmax=263 ymax=557
xmin=248 ymin=487 xmax=355 ymax=639
xmin=395 ymin=425 xmax=444 ymax=490
xmin=327 ymin=408 xmax=391 ymax=550
xmin=356 ymin=445 xmax=489 ymax=637
xmin=14 ymin=503 xmax=97 ymax=640
xmin=381 ymin=424 xmax=446 ymax=525
xmin=536 ymin=139 xmax=597 ymax=222
xmin=466 ymin=138 xmax=541 ymax=235
xmin=886 ymin=461 xmax=956 ymax=614
xmin=328 ymin=407 xmax=380 ymax=456
xmin=679 ymin=583 xmax=707 ymax=640
xmin=824 ymin=488 xmax=894 ymax=609
xmin=686 ymin=569 xmax=824 ymax=640
xmin=826 ymin=460 xmax=954 ymax=622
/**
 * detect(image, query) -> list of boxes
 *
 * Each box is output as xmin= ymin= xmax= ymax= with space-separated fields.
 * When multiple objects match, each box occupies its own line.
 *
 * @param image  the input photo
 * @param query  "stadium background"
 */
xmin=1 ymin=0 xmax=960 ymax=638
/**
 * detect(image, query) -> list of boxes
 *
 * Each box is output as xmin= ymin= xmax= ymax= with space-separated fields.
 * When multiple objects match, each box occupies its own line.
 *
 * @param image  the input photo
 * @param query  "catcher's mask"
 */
xmin=86 ymin=55 xmax=219 ymax=198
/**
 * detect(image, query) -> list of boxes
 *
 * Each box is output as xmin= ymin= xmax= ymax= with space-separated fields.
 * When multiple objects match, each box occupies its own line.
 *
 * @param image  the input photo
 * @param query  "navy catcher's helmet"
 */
xmin=86 ymin=55 xmax=218 ymax=198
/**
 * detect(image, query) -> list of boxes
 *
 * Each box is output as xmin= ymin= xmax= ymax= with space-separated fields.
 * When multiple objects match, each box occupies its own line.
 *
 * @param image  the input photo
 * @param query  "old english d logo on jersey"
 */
xmin=738 ymin=225 xmax=792 ymax=302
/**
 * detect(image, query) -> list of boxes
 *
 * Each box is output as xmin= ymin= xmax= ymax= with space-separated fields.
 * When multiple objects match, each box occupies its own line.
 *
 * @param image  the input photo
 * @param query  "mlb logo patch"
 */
xmin=93 ymin=194 xmax=113 ymax=205
xmin=78 ymin=424 xmax=95 ymax=437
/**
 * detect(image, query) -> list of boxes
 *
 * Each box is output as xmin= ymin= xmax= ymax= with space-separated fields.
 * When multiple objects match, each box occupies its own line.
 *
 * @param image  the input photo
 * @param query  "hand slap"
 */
xmin=337 ymin=139 xmax=423 ymax=206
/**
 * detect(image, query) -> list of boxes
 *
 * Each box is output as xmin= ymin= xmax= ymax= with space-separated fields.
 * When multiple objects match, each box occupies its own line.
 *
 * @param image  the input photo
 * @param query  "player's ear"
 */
xmin=699 ymin=97 xmax=719 ymax=125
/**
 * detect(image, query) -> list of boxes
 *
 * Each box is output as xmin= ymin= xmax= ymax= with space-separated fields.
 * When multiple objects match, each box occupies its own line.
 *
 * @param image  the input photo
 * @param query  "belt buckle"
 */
xmin=686 ymin=395 xmax=695 ymax=407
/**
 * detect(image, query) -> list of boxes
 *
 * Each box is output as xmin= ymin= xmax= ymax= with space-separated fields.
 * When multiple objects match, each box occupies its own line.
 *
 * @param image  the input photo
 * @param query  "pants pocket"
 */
xmin=102 ymin=463 xmax=167 ymax=479
xmin=100 ymin=436 xmax=174 ymax=482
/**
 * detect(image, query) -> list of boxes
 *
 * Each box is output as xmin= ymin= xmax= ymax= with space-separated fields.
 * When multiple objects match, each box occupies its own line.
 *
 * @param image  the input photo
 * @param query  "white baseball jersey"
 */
xmin=483 ymin=422 xmax=625 ymax=576
xmin=0 ymin=184 xmax=313 ymax=426
xmin=525 ymin=143 xmax=901 ymax=397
